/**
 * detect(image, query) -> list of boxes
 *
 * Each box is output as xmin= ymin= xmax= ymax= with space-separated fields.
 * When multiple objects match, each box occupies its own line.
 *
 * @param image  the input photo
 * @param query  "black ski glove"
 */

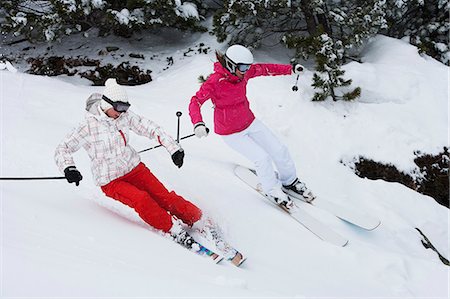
xmin=172 ymin=149 xmax=185 ymax=168
xmin=64 ymin=166 xmax=83 ymax=186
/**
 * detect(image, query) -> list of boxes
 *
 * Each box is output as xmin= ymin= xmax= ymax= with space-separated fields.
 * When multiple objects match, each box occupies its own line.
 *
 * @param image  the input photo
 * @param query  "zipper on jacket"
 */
xmin=119 ymin=130 xmax=127 ymax=146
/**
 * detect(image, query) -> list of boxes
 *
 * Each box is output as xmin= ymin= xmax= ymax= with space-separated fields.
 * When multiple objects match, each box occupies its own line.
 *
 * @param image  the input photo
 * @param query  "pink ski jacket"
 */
xmin=189 ymin=62 xmax=292 ymax=135
xmin=55 ymin=93 xmax=180 ymax=186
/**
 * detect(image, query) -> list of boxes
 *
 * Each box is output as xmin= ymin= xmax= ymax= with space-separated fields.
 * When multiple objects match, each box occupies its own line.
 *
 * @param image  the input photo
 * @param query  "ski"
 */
xmin=213 ymin=245 xmax=246 ymax=267
xmin=286 ymin=190 xmax=381 ymax=230
xmin=229 ymin=252 xmax=247 ymax=267
xmin=191 ymin=235 xmax=245 ymax=266
xmin=234 ymin=165 xmax=349 ymax=247
xmin=246 ymin=166 xmax=381 ymax=230
xmin=190 ymin=241 xmax=224 ymax=264
xmin=171 ymin=232 xmax=223 ymax=264
xmin=190 ymin=219 xmax=247 ymax=267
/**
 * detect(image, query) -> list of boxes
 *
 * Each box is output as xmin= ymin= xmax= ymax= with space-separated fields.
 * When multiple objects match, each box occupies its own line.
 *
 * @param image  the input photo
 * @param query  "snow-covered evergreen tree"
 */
xmin=386 ymin=0 xmax=449 ymax=65
xmin=213 ymin=0 xmax=387 ymax=101
xmin=0 ymin=0 xmax=207 ymax=41
xmin=311 ymin=33 xmax=361 ymax=101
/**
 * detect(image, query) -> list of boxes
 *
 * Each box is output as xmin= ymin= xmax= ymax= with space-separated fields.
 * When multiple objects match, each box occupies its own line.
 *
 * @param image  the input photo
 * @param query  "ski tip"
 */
xmin=229 ymin=252 xmax=247 ymax=267
xmin=236 ymin=256 xmax=247 ymax=267
xmin=367 ymin=220 xmax=382 ymax=231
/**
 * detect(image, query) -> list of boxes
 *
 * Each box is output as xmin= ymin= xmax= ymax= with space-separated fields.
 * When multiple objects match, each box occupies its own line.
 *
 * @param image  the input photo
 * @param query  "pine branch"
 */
xmin=17 ymin=1 xmax=52 ymax=15
xmin=4 ymin=38 xmax=29 ymax=46
xmin=344 ymin=55 xmax=362 ymax=63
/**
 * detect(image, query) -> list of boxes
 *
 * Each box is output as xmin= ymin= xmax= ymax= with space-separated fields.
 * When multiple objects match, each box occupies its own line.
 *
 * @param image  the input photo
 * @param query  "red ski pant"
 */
xmin=101 ymin=163 xmax=202 ymax=233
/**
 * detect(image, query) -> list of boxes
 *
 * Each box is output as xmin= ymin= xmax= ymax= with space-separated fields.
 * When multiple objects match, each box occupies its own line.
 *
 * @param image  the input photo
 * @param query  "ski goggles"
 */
xmin=102 ymin=95 xmax=130 ymax=113
xmin=236 ymin=63 xmax=251 ymax=73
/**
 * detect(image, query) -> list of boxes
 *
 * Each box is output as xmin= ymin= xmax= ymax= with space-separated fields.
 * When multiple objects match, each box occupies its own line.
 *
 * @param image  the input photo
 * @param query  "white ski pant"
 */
xmin=222 ymin=119 xmax=297 ymax=194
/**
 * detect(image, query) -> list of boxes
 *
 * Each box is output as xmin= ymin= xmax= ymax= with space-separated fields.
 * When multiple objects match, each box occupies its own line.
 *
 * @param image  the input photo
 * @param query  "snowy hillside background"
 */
xmin=1 ymin=30 xmax=449 ymax=298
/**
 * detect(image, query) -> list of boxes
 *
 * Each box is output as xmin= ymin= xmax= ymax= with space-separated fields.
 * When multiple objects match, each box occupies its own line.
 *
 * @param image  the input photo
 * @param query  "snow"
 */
xmin=1 ymin=33 xmax=449 ymax=298
xmin=176 ymin=1 xmax=200 ymax=20
xmin=44 ymin=27 xmax=56 ymax=42
xmin=108 ymin=8 xmax=144 ymax=27
xmin=62 ymin=0 xmax=77 ymax=12
xmin=0 ymin=61 xmax=17 ymax=73
xmin=91 ymin=0 xmax=105 ymax=9
xmin=10 ymin=12 xmax=27 ymax=26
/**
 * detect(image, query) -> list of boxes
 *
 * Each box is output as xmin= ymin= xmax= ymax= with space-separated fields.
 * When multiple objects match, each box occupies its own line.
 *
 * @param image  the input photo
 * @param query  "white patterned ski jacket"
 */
xmin=55 ymin=93 xmax=181 ymax=186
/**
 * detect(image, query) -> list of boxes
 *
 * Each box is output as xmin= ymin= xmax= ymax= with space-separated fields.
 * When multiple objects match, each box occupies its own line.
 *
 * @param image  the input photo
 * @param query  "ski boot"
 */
xmin=194 ymin=216 xmax=246 ymax=267
xmin=170 ymin=219 xmax=223 ymax=263
xmin=170 ymin=221 xmax=196 ymax=249
xmin=266 ymin=188 xmax=295 ymax=212
xmin=282 ymin=178 xmax=316 ymax=203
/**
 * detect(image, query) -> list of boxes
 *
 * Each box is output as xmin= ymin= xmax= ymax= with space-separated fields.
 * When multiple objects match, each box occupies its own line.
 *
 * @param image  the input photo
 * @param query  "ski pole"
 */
xmin=292 ymin=74 xmax=299 ymax=91
xmin=138 ymin=132 xmax=197 ymax=154
xmin=0 ymin=176 xmax=65 ymax=181
xmin=138 ymin=110 xmax=210 ymax=154
xmin=176 ymin=111 xmax=182 ymax=143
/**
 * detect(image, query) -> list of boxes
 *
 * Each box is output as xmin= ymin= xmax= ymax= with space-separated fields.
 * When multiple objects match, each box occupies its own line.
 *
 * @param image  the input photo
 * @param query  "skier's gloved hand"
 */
xmin=172 ymin=149 xmax=185 ymax=168
xmin=194 ymin=122 xmax=209 ymax=138
xmin=293 ymin=64 xmax=304 ymax=74
xmin=64 ymin=166 xmax=83 ymax=186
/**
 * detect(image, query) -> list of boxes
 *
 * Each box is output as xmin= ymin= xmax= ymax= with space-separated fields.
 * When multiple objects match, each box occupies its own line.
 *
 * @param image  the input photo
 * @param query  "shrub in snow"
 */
xmin=26 ymin=56 xmax=152 ymax=86
xmin=27 ymin=56 xmax=100 ymax=76
xmin=80 ymin=62 xmax=152 ymax=86
xmin=350 ymin=148 xmax=449 ymax=208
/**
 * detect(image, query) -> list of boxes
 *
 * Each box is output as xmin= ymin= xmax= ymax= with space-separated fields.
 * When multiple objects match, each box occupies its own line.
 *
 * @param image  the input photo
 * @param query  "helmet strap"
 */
xmin=224 ymin=55 xmax=237 ymax=74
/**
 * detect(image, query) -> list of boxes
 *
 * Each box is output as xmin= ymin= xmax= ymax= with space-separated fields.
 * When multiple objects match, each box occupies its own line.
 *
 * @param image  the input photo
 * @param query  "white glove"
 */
xmin=293 ymin=64 xmax=304 ymax=74
xmin=194 ymin=122 xmax=209 ymax=138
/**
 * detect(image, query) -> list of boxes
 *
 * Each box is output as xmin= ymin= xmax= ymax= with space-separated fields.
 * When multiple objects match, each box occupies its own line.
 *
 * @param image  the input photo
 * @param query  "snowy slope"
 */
xmin=1 ymin=34 xmax=449 ymax=298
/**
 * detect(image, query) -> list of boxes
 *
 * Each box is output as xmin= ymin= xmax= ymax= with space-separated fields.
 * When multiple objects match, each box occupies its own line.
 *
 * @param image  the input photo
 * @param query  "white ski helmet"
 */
xmin=224 ymin=45 xmax=254 ymax=74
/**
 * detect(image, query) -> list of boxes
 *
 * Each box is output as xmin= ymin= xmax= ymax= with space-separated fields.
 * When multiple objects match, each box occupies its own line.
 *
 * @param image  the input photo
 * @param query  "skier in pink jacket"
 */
xmin=189 ymin=45 xmax=315 ymax=209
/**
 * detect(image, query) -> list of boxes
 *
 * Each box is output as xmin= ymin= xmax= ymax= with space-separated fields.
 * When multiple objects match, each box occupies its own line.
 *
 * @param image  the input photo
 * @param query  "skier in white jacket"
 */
xmin=54 ymin=78 xmax=245 ymax=265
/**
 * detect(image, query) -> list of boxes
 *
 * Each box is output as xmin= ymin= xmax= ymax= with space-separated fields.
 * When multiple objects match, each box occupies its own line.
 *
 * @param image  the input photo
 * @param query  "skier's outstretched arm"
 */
xmin=126 ymin=111 xmax=184 ymax=168
xmin=189 ymin=77 xmax=215 ymax=138
xmin=54 ymin=124 xmax=87 ymax=185
xmin=246 ymin=63 xmax=293 ymax=79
